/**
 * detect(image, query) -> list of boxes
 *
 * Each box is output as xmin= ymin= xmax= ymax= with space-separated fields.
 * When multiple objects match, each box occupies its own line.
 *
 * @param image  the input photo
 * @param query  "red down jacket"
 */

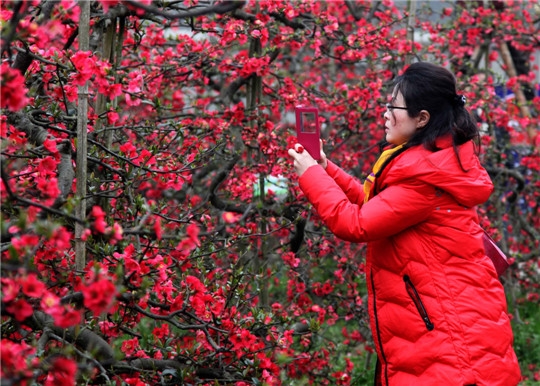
xmin=298 ymin=138 xmax=521 ymax=385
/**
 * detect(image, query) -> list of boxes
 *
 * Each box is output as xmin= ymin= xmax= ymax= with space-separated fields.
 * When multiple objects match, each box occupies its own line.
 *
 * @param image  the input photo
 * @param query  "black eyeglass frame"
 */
xmin=385 ymin=103 xmax=408 ymax=111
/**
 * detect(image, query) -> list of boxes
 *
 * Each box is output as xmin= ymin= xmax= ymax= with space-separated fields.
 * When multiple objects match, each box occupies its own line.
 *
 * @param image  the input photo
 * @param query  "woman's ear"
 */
xmin=416 ymin=110 xmax=430 ymax=129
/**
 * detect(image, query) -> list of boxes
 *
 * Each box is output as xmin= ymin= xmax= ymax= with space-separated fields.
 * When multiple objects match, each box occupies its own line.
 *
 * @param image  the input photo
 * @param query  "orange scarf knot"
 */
xmin=363 ymin=144 xmax=405 ymax=203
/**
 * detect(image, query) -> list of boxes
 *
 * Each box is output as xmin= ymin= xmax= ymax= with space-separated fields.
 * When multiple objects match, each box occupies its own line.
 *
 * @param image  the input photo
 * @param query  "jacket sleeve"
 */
xmin=325 ymin=160 xmax=365 ymax=203
xmin=299 ymin=164 xmax=436 ymax=242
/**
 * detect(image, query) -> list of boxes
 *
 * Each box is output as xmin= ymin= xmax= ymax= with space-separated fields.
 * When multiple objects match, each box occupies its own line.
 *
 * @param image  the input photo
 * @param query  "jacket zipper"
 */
xmin=403 ymin=275 xmax=435 ymax=331
xmin=370 ymin=270 xmax=389 ymax=386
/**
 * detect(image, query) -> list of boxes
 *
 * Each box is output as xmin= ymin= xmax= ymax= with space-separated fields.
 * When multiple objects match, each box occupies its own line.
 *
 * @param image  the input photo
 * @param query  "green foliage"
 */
xmin=511 ymin=298 xmax=540 ymax=382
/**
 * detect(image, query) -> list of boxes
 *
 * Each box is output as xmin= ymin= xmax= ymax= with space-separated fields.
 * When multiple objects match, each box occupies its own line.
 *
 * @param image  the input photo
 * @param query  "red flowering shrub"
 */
xmin=1 ymin=1 xmax=538 ymax=385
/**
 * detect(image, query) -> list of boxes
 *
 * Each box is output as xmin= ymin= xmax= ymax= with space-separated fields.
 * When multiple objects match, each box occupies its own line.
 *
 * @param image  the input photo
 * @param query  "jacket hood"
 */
xmin=383 ymin=138 xmax=493 ymax=208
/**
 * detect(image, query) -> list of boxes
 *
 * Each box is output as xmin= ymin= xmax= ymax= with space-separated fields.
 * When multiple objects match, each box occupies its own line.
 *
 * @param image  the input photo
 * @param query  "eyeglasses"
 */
xmin=385 ymin=103 xmax=408 ymax=111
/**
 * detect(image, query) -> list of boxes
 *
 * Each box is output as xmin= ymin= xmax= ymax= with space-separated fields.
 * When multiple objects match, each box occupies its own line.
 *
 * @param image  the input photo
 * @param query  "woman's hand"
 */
xmin=288 ymin=140 xmax=327 ymax=177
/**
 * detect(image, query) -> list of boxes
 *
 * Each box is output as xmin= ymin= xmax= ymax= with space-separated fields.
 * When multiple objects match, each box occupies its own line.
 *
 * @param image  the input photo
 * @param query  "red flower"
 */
xmin=152 ymin=323 xmax=169 ymax=340
xmin=121 ymin=337 xmax=139 ymax=356
xmin=0 ymin=339 xmax=35 ymax=380
xmin=107 ymin=111 xmax=120 ymax=125
xmin=44 ymin=357 xmax=78 ymax=386
xmin=40 ymin=292 xmax=59 ymax=310
xmin=331 ymin=370 xmax=351 ymax=386
xmin=97 ymin=0 xmax=121 ymax=13
xmin=38 ymin=156 xmax=58 ymax=176
xmin=124 ymin=378 xmax=147 ymax=386
xmin=0 ymin=63 xmax=30 ymax=111
xmin=186 ymin=223 xmax=200 ymax=245
xmin=230 ymin=328 xmax=258 ymax=354
xmin=11 ymin=234 xmax=40 ymax=254
xmin=1 ymin=278 xmax=20 ymax=302
xmin=175 ymin=223 xmax=201 ymax=258
xmin=21 ymin=273 xmax=46 ymax=298
xmin=105 ymin=222 xmax=123 ymax=244
xmin=90 ymin=205 xmax=107 ymax=234
xmin=170 ymin=294 xmax=184 ymax=311
xmin=70 ymin=51 xmax=96 ymax=86
xmin=50 ymin=306 xmax=82 ymax=328
xmin=43 ymin=139 xmax=59 ymax=154
xmin=281 ymin=251 xmax=300 ymax=268
xmin=6 ymin=298 xmax=34 ymax=321
xmin=82 ymin=279 xmax=116 ymax=315
xmin=153 ymin=217 xmax=163 ymax=240
xmin=47 ymin=226 xmax=72 ymax=251
xmin=36 ymin=176 xmax=60 ymax=199
xmin=191 ymin=292 xmax=214 ymax=320
xmin=119 ymin=141 xmax=137 ymax=157
xmin=124 ymin=256 xmax=141 ymax=276
xmin=185 ymin=275 xmax=206 ymax=293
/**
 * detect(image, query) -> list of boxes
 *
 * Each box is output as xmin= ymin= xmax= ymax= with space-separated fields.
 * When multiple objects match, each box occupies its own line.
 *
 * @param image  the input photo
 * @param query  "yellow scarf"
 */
xmin=363 ymin=144 xmax=405 ymax=203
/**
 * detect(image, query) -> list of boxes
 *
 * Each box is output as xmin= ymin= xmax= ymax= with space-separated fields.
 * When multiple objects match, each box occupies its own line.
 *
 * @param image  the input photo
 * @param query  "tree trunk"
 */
xmin=499 ymin=42 xmax=536 ymax=145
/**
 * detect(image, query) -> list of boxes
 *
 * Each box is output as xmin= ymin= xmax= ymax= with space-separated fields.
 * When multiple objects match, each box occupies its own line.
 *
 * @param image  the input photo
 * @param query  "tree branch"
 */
xmin=0 ymin=1 xmax=25 ymax=56
xmin=219 ymin=48 xmax=280 ymax=103
xmin=114 ymin=358 xmax=185 ymax=372
xmin=20 ymin=309 xmax=116 ymax=364
xmin=5 ymin=111 xmax=49 ymax=146
xmin=122 ymin=0 xmax=246 ymax=20
xmin=11 ymin=1 xmax=60 ymax=74
xmin=208 ymin=154 xmax=248 ymax=214
xmin=54 ymin=140 xmax=75 ymax=205
xmin=1 ymin=164 xmax=86 ymax=225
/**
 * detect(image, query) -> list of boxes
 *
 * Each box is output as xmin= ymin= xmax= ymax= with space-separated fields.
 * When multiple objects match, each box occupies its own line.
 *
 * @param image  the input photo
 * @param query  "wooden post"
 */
xmin=405 ymin=0 xmax=417 ymax=66
xmin=75 ymin=0 xmax=90 ymax=272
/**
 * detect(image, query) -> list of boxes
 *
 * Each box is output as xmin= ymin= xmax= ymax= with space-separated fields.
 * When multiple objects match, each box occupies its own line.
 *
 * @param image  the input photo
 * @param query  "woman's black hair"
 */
xmin=390 ymin=62 xmax=480 ymax=170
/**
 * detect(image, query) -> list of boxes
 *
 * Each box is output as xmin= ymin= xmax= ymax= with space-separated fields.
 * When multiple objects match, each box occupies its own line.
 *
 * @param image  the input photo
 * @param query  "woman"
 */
xmin=288 ymin=62 xmax=521 ymax=386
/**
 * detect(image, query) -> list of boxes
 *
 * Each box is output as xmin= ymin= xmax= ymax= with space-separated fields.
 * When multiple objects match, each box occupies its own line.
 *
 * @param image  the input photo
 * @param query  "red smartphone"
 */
xmin=295 ymin=105 xmax=320 ymax=160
